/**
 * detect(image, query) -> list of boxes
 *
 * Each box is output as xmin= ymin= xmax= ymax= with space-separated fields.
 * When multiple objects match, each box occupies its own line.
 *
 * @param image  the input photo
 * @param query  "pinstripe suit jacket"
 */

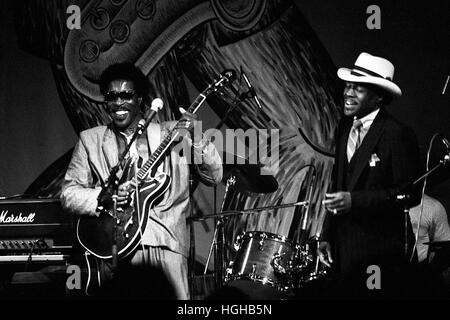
xmin=323 ymin=107 xmax=420 ymax=275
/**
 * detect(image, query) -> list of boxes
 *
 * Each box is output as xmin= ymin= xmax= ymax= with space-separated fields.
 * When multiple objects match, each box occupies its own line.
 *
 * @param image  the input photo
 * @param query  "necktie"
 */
xmin=347 ymin=119 xmax=363 ymax=162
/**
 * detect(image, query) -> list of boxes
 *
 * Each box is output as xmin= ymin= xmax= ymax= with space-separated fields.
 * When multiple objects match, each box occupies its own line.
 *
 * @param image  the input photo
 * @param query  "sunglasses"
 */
xmin=104 ymin=90 xmax=136 ymax=102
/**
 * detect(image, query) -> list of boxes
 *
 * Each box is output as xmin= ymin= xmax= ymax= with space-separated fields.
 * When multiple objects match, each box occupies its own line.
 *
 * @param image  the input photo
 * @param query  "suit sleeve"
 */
xmin=164 ymin=120 xmax=223 ymax=185
xmin=60 ymin=137 xmax=102 ymax=216
xmin=351 ymin=125 xmax=421 ymax=213
xmin=191 ymin=137 xmax=223 ymax=185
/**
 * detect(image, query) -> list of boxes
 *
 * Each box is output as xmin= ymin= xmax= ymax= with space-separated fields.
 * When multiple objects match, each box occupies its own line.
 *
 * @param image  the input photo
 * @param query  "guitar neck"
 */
xmin=135 ymin=72 xmax=233 ymax=182
xmin=136 ymin=93 xmax=208 ymax=182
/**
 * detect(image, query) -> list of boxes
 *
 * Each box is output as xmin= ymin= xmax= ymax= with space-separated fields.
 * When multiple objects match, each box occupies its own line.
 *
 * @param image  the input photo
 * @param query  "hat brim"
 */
xmin=337 ymin=68 xmax=402 ymax=97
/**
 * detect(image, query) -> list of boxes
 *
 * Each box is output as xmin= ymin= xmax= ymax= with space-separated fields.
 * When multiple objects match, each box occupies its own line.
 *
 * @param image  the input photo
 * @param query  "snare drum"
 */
xmin=225 ymin=231 xmax=298 ymax=293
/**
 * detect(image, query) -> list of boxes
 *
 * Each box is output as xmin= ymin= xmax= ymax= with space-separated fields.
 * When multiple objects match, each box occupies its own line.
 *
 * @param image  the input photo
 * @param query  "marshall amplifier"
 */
xmin=0 ymin=198 xmax=73 ymax=262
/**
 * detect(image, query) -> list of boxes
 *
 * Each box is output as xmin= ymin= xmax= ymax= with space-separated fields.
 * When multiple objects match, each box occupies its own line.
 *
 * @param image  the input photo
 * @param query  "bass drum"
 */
xmin=224 ymin=231 xmax=299 ymax=299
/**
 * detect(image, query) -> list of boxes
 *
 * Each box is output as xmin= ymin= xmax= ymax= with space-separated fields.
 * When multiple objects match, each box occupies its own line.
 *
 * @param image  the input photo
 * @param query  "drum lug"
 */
xmin=234 ymin=234 xmax=244 ymax=251
xmin=271 ymin=253 xmax=286 ymax=274
xmin=258 ymin=233 xmax=267 ymax=250
xmin=225 ymin=265 xmax=233 ymax=282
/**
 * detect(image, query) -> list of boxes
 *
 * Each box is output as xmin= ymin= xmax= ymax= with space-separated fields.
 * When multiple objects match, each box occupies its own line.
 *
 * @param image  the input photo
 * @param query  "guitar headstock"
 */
xmin=204 ymin=69 xmax=237 ymax=95
xmin=220 ymin=69 xmax=237 ymax=82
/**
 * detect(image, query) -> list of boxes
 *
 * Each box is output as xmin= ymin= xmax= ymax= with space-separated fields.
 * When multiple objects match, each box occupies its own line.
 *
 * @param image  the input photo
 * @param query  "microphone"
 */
xmin=241 ymin=68 xmax=263 ymax=109
xmin=138 ymin=98 xmax=164 ymax=130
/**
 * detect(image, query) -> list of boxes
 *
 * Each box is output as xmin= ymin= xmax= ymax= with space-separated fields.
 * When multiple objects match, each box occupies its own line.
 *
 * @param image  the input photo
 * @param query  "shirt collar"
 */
xmin=354 ymin=108 xmax=380 ymax=129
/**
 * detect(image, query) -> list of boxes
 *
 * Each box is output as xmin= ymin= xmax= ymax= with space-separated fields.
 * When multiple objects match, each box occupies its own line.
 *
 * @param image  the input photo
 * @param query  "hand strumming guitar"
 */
xmin=116 ymin=180 xmax=137 ymax=207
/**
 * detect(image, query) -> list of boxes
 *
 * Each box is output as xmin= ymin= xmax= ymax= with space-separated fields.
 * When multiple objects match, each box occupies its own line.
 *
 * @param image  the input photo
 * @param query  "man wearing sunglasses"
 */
xmin=61 ymin=63 xmax=223 ymax=299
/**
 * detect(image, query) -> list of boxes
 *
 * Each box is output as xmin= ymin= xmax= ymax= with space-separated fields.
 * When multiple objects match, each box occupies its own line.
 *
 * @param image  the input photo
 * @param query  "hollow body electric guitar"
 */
xmin=76 ymin=71 xmax=235 ymax=260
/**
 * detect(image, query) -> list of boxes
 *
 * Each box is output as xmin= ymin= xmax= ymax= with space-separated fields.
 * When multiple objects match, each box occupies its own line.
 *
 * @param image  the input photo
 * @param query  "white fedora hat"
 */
xmin=337 ymin=52 xmax=402 ymax=96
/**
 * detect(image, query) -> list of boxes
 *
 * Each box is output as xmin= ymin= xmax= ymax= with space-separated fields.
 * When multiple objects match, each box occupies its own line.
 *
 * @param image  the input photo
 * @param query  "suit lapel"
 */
xmin=146 ymin=122 xmax=161 ymax=154
xmin=101 ymin=126 xmax=119 ymax=172
xmin=146 ymin=122 xmax=164 ymax=173
xmin=347 ymin=109 xmax=386 ymax=191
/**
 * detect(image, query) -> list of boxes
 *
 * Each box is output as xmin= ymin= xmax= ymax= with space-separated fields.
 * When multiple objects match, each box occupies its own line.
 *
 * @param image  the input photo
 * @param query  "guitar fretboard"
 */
xmin=136 ymin=132 xmax=173 ymax=181
xmin=135 ymin=94 xmax=208 ymax=182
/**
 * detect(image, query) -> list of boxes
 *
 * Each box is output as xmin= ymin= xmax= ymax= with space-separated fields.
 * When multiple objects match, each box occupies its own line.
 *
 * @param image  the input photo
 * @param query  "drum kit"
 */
xmin=190 ymin=161 xmax=328 ymax=299
xmin=181 ymin=70 xmax=328 ymax=299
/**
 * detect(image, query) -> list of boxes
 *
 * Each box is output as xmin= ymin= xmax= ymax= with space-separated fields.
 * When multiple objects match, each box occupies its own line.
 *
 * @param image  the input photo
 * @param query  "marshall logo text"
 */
xmin=0 ymin=210 xmax=35 ymax=223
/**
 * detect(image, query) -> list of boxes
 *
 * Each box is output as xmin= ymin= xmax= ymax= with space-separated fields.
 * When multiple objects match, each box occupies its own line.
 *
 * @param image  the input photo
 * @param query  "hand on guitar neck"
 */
xmin=171 ymin=107 xmax=202 ymax=144
xmin=175 ymin=107 xmax=197 ymax=133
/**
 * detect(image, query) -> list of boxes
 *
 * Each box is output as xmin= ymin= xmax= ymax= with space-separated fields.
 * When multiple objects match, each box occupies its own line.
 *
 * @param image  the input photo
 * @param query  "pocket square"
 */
xmin=369 ymin=153 xmax=381 ymax=167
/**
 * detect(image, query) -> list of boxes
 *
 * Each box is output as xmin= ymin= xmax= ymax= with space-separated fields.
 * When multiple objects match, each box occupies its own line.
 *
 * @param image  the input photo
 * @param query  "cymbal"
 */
xmin=222 ymin=162 xmax=278 ymax=194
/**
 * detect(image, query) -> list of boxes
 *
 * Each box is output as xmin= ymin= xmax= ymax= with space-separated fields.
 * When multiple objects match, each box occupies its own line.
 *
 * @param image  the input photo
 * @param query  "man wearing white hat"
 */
xmin=318 ymin=52 xmax=421 ymax=298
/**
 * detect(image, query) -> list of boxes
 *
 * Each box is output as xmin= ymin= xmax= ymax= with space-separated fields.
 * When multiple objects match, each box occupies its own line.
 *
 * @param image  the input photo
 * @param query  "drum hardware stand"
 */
xmin=298 ymin=170 xmax=316 ymax=245
xmin=302 ymin=236 xmax=327 ymax=284
xmin=295 ymin=171 xmax=325 ymax=285
xmin=213 ymin=217 xmax=226 ymax=289
xmin=201 ymin=77 xmax=251 ymax=289
xmin=188 ymin=162 xmax=196 ymax=297
xmin=204 ymin=175 xmax=236 ymax=289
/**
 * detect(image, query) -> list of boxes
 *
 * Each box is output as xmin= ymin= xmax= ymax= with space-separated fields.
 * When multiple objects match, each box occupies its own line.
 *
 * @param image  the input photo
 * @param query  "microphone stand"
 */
xmin=395 ymin=154 xmax=450 ymax=258
xmin=188 ymin=142 xmax=197 ymax=298
xmin=96 ymin=116 xmax=152 ymax=271
xmin=207 ymin=176 xmax=235 ymax=289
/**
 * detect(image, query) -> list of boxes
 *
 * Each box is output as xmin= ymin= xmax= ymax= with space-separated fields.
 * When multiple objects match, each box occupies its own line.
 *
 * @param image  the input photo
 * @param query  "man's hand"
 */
xmin=322 ymin=191 xmax=352 ymax=215
xmin=178 ymin=107 xmax=198 ymax=132
xmin=116 ymin=180 xmax=136 ymax=206
xmin=317 ymin=241 xmax=333 ymax=268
